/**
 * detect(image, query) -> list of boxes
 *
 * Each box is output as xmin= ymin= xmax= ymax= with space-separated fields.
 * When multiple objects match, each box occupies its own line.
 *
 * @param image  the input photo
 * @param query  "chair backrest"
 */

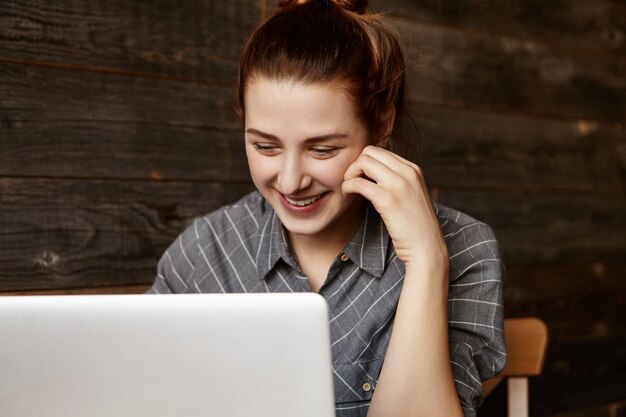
xmin=482 ymin=317 xmax=549 ymax=417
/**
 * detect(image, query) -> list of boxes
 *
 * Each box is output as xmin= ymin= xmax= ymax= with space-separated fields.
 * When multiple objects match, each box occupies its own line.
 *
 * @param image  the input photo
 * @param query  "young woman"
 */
xmin=149 ymin=1 xmax=506 ymax=416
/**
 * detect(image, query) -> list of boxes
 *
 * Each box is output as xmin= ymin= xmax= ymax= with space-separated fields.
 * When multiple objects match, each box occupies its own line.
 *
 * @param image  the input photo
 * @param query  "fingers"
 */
xmin=342 ymin=146 xmax=445 ymax=266
xmin=344 ymin=145 xmax=425 ymax=189
xmin=342 ymin=146 xmax=428 ymax=212
xmin=341 ymin=175 xmax=381 ymax=202
xmin=343 ymin=151 xmax=396 ymax=186
xmin=362 ymin=145 xmax=419 ymax=171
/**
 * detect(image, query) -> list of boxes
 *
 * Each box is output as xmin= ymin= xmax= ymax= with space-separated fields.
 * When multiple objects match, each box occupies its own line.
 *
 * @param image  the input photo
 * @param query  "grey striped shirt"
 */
xmin=148 ymin=191 xmax=506 ymax=416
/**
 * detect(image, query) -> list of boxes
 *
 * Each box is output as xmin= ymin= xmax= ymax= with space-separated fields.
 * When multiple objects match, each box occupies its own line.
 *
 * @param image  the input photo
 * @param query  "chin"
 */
xmin=277 ymin=215 xmax=333 ymax=237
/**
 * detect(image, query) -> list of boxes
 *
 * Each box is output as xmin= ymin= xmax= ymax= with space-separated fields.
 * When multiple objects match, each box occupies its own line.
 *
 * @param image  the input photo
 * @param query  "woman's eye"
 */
xmin=311 ymin=148 xmax=338 ymax=158
xmin=252 ymin=143 xmax=279 ymax=155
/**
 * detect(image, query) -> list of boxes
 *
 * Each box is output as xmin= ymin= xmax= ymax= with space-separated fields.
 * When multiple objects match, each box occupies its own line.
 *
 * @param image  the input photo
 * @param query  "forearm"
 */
xmin=367 ymin=262 xmax=463 ymax=417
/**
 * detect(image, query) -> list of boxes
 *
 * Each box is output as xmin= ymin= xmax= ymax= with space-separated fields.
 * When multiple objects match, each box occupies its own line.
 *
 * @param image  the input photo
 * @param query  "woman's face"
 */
xmin=244 ymin=77 xmax=370 ymax=240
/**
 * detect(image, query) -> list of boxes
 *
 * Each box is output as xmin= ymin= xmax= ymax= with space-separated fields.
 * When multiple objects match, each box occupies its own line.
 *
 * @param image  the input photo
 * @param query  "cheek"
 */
xmin=314 ymin=155 xmax=358 ymax=187
xmin=246 ymin=153 xmax=273 ymax=184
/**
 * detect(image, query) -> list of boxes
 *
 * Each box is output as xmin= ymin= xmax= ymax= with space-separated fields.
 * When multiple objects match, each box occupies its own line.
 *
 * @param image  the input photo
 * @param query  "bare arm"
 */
xmin=367 ymin=260 xmax=463 ymax=417
xmin=342 ymin=145 xmax=463 ymax=417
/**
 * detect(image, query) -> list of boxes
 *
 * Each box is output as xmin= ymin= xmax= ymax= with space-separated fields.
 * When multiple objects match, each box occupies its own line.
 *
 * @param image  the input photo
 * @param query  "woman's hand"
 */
xmin=345 ymin=146 xmax=463 ymax=417
xmin=342 ymin=145 xmax=448 ymax=270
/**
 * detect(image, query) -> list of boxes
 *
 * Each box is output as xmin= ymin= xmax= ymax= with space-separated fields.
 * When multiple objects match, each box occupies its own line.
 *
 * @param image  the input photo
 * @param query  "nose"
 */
xmin=277 ymin=153 xmax=311 ymax=195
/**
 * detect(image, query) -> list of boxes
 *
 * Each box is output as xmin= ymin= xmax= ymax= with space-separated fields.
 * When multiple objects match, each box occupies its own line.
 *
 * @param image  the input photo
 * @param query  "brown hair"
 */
xmin=236 ymin=0 xmax=413 ymax=155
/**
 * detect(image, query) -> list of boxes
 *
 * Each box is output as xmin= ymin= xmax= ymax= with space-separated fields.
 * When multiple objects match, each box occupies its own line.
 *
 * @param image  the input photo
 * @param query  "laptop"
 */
xmin=0 ymin=293 xmax=335 ymax=417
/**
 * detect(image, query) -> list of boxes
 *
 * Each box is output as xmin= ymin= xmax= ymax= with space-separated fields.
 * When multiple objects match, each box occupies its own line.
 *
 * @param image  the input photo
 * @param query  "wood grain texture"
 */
xmin=372 ymin=0 xmax=626 ymax=54
xmin=0 ymin=0 xmax=260 ymax=81
xmin=433 ymin=191 xmax=626 ymax=265
xmin=0 ymin=177 xmax=254 ymax=292
xmin=506 ymin=261 xmax=626 ymax=341
xmin=2 ymin=180 xmax=624 ymax=293
xmin=389 ymin=17 xmax=626 ymax=122
xmin=411 ymin=105 xmax=625 ymax=193
xmin=482 ymin=385 xmax=626 ymax=417
xmin=532 ymin=335 xmax=626 ymax=416
xmin=535 ymin=401 xmax=626 ymax=417
xmin=3 ymin=62 xmax=624 ymax=190
xmin=0 ymin=63 xmax=249 ymax=181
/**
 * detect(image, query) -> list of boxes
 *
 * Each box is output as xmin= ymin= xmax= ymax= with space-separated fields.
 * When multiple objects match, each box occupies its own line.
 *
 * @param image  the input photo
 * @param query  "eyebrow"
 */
xmin=245 ymin=128 xmax=349 ymax=144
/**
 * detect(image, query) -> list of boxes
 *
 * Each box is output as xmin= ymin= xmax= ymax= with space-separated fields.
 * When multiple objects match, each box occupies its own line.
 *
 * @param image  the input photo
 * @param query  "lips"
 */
xmin=278 ymin=191 xmax=328 ymax=214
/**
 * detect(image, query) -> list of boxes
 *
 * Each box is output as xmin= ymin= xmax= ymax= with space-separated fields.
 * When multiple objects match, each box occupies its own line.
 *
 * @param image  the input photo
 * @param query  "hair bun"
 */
xmin=333 ymin=0 xmax=368 ymax=14
xmin=279 ymin=0 xmax=368 ymax=14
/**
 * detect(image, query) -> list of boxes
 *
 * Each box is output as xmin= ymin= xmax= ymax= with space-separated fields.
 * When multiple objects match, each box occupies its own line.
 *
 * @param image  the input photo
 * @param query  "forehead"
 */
xmin=243 ymin=77 xmax=362 ymax=137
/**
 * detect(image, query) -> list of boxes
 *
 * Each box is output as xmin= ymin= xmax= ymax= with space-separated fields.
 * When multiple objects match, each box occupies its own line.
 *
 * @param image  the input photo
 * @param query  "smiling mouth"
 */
xmin=283 ymin=193 xmax=325 ymax=207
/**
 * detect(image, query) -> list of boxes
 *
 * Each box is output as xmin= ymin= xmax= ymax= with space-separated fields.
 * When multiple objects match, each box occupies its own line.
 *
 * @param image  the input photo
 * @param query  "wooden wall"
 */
xmin=1 ymin=1 xmax=624 ymax=416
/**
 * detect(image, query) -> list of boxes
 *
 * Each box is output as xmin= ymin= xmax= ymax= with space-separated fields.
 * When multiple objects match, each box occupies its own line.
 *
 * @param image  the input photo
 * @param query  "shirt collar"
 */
xmin=255 ymin=202 xmax=390 ymax=280
xmin=255 ymin=209 xmax=293 ymax=280
xmin=342 ymin=204 xmax=390 ymax=278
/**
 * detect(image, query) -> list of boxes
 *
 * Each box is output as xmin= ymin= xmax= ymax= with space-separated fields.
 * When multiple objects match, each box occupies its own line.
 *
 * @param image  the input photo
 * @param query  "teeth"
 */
xmin=285 ymin=194 xmax=323 ymax=207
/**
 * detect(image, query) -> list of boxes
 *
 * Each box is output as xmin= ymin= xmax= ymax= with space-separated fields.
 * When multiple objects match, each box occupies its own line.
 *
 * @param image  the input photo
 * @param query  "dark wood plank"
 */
xmin=0 ymin=63 xmax=250 ymax=181
xmin=484 ymin=338 xmax=626 ymax=417
xmin=506 ymin=261 xmax=626 ymax=341
xmin=372 ymin=0 xmax=626 ymax=55
xmin=531 ymin=336 xmax=626 ymax=416
xmin=171 ymin=0 xmax=626 ymax=123
xmin=432 ymin=191 xmax=626 ymax=265
xmin=3 ymin=61 xmax=624 ymax=190
xmin=409 ymin=105 xmax=625 ymax=193
xmin=0 ymin=284 xmax=150 ymax=296
xmin=538 ymin=402 xmax=626 ymax=417
xmin=481 ymin=379 xmax=626 ymax=417
xmin=0 ymin=0 xmax=260 ymax=81
xmin=3 ymin=180 xmax=624 ymax=291
xmin=0 ymin=177 xmax=255 ymax=292
xmin=389 ymin=17 xmax=626 ymax=123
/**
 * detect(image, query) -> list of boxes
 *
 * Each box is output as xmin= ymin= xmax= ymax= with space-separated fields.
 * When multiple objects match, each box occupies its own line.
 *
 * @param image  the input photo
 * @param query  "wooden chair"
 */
xmin=482 ymin=317 xmax=549 ymax=417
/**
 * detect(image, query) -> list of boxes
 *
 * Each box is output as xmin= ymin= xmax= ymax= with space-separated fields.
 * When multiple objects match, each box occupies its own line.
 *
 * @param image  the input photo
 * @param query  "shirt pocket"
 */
xmin=333 ymin=356 xmax=384 ymax=404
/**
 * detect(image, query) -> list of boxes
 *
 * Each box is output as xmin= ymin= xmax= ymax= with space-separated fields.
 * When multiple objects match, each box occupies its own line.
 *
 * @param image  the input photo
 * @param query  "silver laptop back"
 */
xmin=0 ymin=293 xmax=335 ymax=417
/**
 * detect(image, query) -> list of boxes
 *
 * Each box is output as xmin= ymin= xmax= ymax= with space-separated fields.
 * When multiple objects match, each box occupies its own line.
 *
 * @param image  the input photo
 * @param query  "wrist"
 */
xmin=402 ymin=259 xmax=449 ymax=298
xmin=403 ymin=246 xmax=448 ymax=274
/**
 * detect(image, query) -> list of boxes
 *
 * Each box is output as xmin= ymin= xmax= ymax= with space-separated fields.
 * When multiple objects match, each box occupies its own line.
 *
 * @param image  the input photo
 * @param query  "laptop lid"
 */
xmin=0 ymin=293 xmax=335 ymax=417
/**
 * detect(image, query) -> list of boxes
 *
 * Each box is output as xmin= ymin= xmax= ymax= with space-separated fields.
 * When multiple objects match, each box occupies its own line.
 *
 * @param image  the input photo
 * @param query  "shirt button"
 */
xmin=340 ymin=253 xmax=349 ymax=262
xmin=362 ymin=382 xmax=372 ymax=392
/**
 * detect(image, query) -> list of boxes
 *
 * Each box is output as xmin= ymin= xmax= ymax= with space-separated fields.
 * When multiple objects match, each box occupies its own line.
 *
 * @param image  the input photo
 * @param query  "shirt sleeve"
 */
xmin=446 ymin=222 xmax=507 ymax=416
xmin=146 ymin=219 xmax=200 ymax=294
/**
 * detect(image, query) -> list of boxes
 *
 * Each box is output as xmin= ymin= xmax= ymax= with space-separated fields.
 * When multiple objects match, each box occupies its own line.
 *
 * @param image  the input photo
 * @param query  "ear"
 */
xmin=375 ymin=106 xmax=396 ymax=148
